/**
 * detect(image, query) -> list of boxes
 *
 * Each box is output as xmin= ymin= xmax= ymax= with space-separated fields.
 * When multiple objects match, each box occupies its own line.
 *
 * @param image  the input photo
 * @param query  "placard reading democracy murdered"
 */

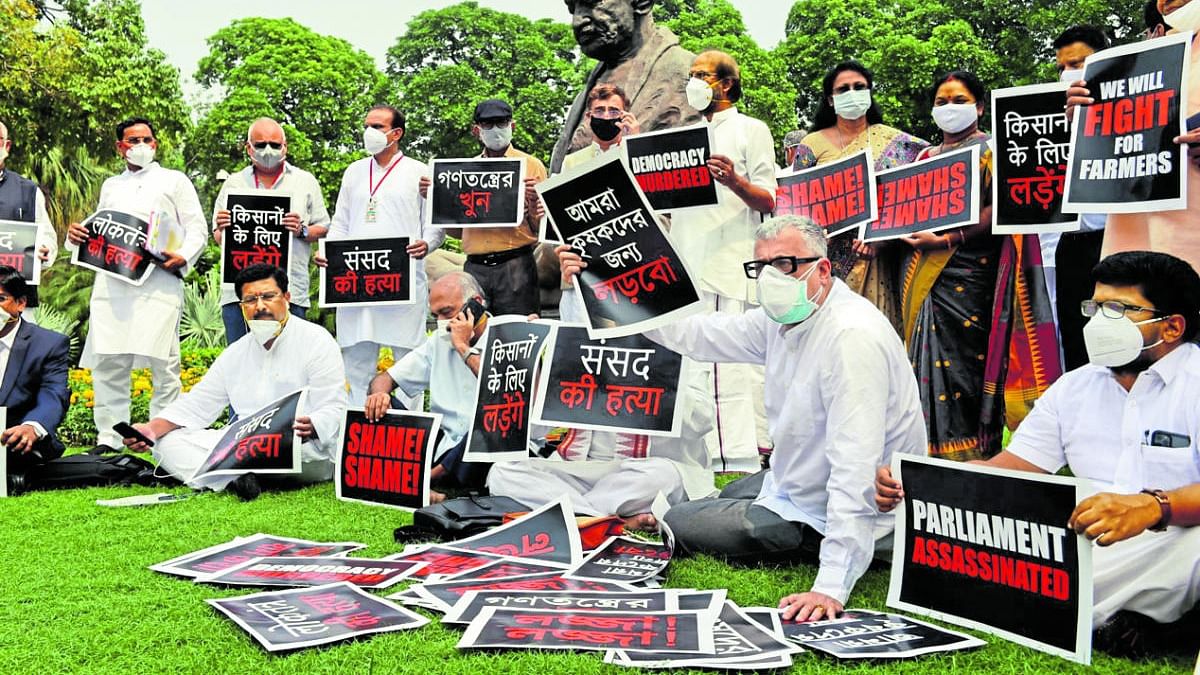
xmin=151 ymin=533 xmax=366 ymax=578
xmin=196 ymin=555 xmax=426 ymax=589
xmin=220 ymin=190 xmax=292 ymax=287
xmin=536 ymin=153 xmax=703 ymax=339
xmin=71 ymin=209 xmax=154 ymax=285
xmin=192 ymin=389 xmax=305 ymax=480
xmin=774 ymin=150 xmax=877 ymax=237
xmin=0 ymin=220 xmax=41 ymax=284
xmin=427 ymin=157 xmax=526 ymax=228
xmin=622 ymin=124 xmax=720 ymax=212
xmin=1063 ymin=32 xmax=1192 ymax=214
xmin=886 ymin=454 xmax=1092 ymax=664
xmin=207 ymin=582 xmax=428 ymax=653
xmin=458 ymin=607 xmax=716 ymax=655
xmin=533 ymin=325 xmax=684 ymax=437
xmin=992 ymin=83 xmax=1081 ymax=234
xmin=860 ymin=146 xmax=980 ymax=243
xmin=319 ymin=236 xmax=414 ymax=307
xmin=779 ymin=609 xmax=985 ymax=659
xmin=463 ymin=317 xmax=554 ymax=463
xmin=335 ymin=408 xmax=440 ymax=511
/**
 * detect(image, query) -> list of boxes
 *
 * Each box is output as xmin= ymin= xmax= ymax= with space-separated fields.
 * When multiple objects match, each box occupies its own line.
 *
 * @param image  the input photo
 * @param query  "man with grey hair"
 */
xmin=212 ymin=117 xmax=330 ymax=343
xmin=559 ymin=214 xmax=925 ymax=620
xmin=782 ymin=130 xmax=805 ymax=168
xmin=0 ymin=120 xmax=60 ymax=322
xmin=364 ymin=271 xmax=490 ymax=498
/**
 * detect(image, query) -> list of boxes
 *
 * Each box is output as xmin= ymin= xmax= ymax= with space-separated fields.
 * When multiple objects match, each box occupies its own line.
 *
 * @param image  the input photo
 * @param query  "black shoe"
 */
xmin=1093 ymin=610 xmax=1156 ymax=659
xmin=6 ymin=472 xmax=27 ymax=496
xmin=88 ymin=444 xmax=119 ymax=455
xmin=227 ymin=473 xmax=261 ymax=502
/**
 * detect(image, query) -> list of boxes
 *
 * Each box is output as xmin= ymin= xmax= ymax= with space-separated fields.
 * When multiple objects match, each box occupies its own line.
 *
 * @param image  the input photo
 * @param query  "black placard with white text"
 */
xmin=775 ymin=150 xmax=877 ymax=237
xmin=886 ymin=454 xmax=1092 ymax=664
xmin=780 ymin=609 xmax=985 ymax=659
xmin=193 ymin=389 xmax=305 ymax=480
xmin=861 ymin=146 xmax=980 ymax=243
xmin=427 ymin=157 xmax=526 ymax=227
xmin=319 ymin=236 xmax=414 ymax=307
xmin=336 ymin=408 xmax=441 ymax=511
xmin=622 ymin=124 xmax=719 ymax=212
xmin=1063 ymin=32 xmax=1191 ymax=213
xmin=221 ymin=190 xmax=292 ymax=286
xmin=0 ymin=220 xmax=41 ymax=284
xmin=71 ymin=209 xmax=153 ymax=285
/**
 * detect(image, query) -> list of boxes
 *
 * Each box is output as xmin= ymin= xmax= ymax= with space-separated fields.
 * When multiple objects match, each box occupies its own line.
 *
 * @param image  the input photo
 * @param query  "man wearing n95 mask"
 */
xmin=122 ymin=264 xmax=348 ymax=500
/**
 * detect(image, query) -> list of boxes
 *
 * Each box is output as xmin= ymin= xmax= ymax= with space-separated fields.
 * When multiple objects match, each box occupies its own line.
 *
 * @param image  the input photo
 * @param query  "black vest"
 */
xmin=0 ymin=171 xmax=38 ymax=223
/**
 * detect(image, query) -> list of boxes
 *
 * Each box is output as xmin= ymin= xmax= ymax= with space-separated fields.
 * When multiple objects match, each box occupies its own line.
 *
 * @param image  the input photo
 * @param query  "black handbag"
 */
xmin=393 ymin=494 xmax=530 ymax=543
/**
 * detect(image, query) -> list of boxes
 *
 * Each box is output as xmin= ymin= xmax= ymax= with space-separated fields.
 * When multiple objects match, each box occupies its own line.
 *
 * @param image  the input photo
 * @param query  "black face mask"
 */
xmin=589 ymin=116 xmax=622 ymax=141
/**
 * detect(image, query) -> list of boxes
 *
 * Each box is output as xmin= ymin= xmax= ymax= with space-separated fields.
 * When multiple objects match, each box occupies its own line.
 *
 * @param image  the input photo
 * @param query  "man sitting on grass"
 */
xmin=123 ymin=263 xmax=347 ymax=500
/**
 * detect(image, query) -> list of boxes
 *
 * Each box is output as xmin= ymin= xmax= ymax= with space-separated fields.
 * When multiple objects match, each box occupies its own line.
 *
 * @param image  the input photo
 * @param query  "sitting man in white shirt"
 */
xmin=877 ymin=250 xmax=1200 ymax=658
xmin=123 ymin=264 xmax=348 ymax=500
xmin=363 ymin=271 xmax=490 ymax=501
xmin=559 ymin=214 xmax=926 ymax=621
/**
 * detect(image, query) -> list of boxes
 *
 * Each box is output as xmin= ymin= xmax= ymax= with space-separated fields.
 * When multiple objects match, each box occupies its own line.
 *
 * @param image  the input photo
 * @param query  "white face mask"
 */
xmin=932 ymin=103 xmax=979 ymax=134
xmin=0 ymin=144 xmax=8 ymax=167
xmin=252 ymin=145 xmax=284 ymax=170
xmin=1082 ymin=313 xmax=1165 ymax=367
xmin=686 ymin=77 xmax=715 ymax=112
xmin=436 ymin=318 xmax=452 ymax=335
xmin=756 ymin=263 xmax=825 ymax=324
xmin=480 ymin=125 xmax=512 ymax=152
xmin=0 ymin=306 xmax=18 ymax=324
xmin=833 ymin=89 xmax=872 ymax=120
xmin=363 ymin=127 xmax=392 ymax=156
xmin=1165 ymin=0 xmax=1200 ymax=31
xmin=1059 ymin=68 xmax=1085 ymax=84
xmin=125 ymin=143 xmax=156 ymax=168
xmin=246 ymin=318 xmax=286 ymax=348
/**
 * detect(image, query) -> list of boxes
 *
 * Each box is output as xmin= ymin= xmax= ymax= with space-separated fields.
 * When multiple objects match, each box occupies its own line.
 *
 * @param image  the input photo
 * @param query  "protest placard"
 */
xmin=992 ymin=83 xmax=1081 ymax=234
xmin=622 ymin=124 xmax=720 ymax=212
xmin=0 ymin=220 xmax=41 ymax=284
xmin=400 ymin=572 xmax=637 ymax=614
xmin=208 ymin=582 xmax=428 ymax=652
xmin=382 ymin=545 xmax=508 ymax=580
xmin=533 ymin=325 xmax=683 ymax=437
xmin=861 ymin=146 xmax=980 ymax=243
xmin=887 ymin=454 xmax=1092 ymax=664
xmin=427 ymin=157 xmax=527 ymax=228
xmin=459 ymin=607 xmax=716 ymax=654
xmin=537 ymin=153 xmax=702 ymax=339
xmin=220 ymin=189 xmax=292 ymax=287
xmin=336 ymin=408 xmax=440 ymax=511
xmin=196 ymin=555 xmax=426 ymax=589
xmin=564 ymin=536 xmax=671 ymax=584
xmin=318 ymin=236 xmax=414 ymax=307
xmin=71 ymin=209 xmax=153 ymax=285
xmin=608 ymin=601 xmax=799 ymax=669
xmin=445 ymin=496 xmax=583 ymax=567
xmin=780 ymin=609 xmax=985 ymax=659
xmin=463 ymin=317 xmax=554 ymax=463
xmin=774 ymin=150 xmax=877 ymax=237
xmin=1063 ymin=32 xmax=1192 ymax=214
xmin=151 ymin=533 xmax=366 ymax=578
xmin=192 ymin=389 xmax=305 ymax=480
xmin=443 ymin=589 xmax=694 ymax=625
xmin=439 ymin=558 xmax=569 ymax=582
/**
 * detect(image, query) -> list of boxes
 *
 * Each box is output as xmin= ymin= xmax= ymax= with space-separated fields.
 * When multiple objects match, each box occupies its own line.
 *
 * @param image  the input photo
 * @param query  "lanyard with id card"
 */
xmin=366 ymin=153 xmax=403 ymax=223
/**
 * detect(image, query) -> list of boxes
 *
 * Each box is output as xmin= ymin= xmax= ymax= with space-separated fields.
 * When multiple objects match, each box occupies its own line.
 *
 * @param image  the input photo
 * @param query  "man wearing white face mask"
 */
xmin=877 ymin=250 xmax=1200 ymax=658
xmin=320 ymin=105 xmax=443 ymax=408
xmin=671 ymin=49 xmax=778 ymax=473
xmin=609 ymin=215 xmax=926 ymax=623
xmin=124 ymin=264 xmax=348 ymax=498
xmin=65 ymin=118 xmax=207 ymax=454
xmin=0 ymin=121 xmax=59 ymax=324
xmin=212 ymin=118 xmax=329 ymax=344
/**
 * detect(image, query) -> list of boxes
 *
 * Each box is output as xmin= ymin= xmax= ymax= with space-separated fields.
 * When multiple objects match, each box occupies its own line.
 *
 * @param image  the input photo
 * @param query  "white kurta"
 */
xmin=74 ymin=163 xmax=207 ymax=366
xmin=646 ymin=280 xmax=927 ymax=603
xmin=214 ymin=163 xmax=330 ymax=308
xmin=152 ymin=316 xmax=348 ymax=488
xmin=386 ymin=330 xmax=478 ymax=461
xmin=327 ymin=154 xmax=444 ymax=349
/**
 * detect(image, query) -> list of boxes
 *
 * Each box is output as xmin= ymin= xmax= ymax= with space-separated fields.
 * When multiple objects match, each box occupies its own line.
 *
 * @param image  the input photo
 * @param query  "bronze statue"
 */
xmin=550 ymin=0 xmax=701 ymax=172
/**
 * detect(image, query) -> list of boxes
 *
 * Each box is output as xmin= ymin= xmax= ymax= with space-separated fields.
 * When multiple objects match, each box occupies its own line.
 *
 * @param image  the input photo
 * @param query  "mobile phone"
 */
xmin=113 ymin=422 xmax=155 ymax=447
xmin=461 ymin=297 xmax=487 ymax=325
xmin=1148 ymin=429 xmax=1190 ymax=448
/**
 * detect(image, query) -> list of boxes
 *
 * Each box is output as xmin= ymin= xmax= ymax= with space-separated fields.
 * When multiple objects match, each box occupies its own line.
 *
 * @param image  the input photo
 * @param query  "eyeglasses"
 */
xmin=477 ymin=119 xmax=511 ymax=130
xmin=0 ymin=294 xmax=12 ymax=303
xmin=589 ymin=106 xmax=623 ymax=119
xmin=240 ymin=291 xmax=282 ymax=306
xmin=251 ymin=141 xmax=283 ymax=150
xmin=743 ymin=256 xmax=821 ymax=279
xmin=833 ymin=82 xmax=870 ymax=94
xmin=688 ymin=70 xmax=717 ymax=80
xmin=1081 ymin=299 xmax=1164 ymax=319
xmin=122 ymin=136 xmax=154 ymax=145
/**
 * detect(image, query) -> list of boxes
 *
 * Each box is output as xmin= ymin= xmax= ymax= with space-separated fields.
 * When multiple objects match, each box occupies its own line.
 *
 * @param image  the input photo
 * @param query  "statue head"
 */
xmin=565 ymin=0 xmax=655 ymax=63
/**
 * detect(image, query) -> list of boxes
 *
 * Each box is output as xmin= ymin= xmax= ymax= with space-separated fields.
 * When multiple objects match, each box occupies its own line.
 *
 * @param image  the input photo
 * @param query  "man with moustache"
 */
xmin=212 ymin=117 xmax=330 ymax=343
xmin=123 ymin=264 xmax=348 ymax=499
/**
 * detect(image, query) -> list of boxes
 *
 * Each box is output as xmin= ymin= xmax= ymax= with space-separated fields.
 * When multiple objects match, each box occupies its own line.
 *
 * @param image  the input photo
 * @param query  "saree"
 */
xmin=792 ymin=124 xmax=928 ymax=333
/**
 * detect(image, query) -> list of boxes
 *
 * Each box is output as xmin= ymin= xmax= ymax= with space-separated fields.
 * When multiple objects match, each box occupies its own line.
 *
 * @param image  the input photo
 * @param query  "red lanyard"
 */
xmin=254 ymin=168 xmax=283 ymax=190
xmin=369 ymin=153 xmax=404 ymax=198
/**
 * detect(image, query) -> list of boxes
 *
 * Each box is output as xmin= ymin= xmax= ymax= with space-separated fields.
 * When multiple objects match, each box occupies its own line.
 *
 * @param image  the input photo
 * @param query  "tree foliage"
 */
xmin=386 ymin=2 xmax=587 ymax=165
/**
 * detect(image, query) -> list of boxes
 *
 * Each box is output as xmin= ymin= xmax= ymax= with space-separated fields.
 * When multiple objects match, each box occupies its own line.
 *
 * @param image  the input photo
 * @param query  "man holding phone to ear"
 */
xmin=560 ymin=84 xmax=641 ymax=172
xmin=363 ymin=271 xmax=491 ymax=501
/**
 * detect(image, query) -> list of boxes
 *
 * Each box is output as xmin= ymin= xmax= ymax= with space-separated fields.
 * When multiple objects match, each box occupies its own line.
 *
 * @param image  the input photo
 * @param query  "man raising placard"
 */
xmin=877 ymin=251 xmax=1200 ymax=658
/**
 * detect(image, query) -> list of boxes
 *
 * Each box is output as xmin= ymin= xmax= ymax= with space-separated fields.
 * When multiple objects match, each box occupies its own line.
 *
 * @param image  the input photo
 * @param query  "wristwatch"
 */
xmin=1141 ymin=489 xmax=1172 ymax=532
xmin=463 ymin=346 xmax=482 ymax=363
xmin=298 ymin=224 xmax=309 ymax=239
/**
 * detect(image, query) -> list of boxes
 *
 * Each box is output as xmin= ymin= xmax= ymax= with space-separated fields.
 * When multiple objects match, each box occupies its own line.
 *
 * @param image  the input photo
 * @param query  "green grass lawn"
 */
xmin=0 ymin=479 xmax=1193 ymax=674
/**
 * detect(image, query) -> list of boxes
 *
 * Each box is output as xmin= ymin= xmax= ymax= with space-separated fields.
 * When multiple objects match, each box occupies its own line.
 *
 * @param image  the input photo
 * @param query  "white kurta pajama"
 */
xmin=486 ymin=292 xmax=717 ymax=517
xmin=151 ymin=317 xmax=348 ymax=491
xmin=328 ymin=153 xmax=444 ymax=406
xmin=667 ymin=106 xmax=776 ymax=472
xmin=71 ymin=162 xmax=207 ymax=449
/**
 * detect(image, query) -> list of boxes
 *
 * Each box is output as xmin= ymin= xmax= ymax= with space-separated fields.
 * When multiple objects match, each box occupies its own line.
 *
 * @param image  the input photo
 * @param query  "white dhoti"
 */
xmin=701 ymin=291 xmax=768 ymax=473
xmin=1092 ymin=526 xmax=1200 ymax=626
xmin=151 ymin=428 xmax=335 ymax=491
xmin=487 ymin=457 xmax=688 ymax=517
xmin=342 ymin=342 xmax=418 ymax=409
xmin=91 ymin=349 xmax=181 ymax=449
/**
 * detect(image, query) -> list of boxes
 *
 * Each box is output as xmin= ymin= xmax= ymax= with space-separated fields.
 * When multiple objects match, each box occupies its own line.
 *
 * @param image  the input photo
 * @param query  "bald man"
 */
xmin=212 ymin=117 xmax=330 ymax=343
xmin=0 ymin=121 xmax=60 ymax=322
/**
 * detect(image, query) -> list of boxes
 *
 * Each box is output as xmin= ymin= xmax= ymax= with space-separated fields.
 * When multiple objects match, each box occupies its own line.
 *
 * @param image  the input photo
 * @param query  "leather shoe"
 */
xmin=227 ymin=473 xmax=261 ymax=502
xmin=6 ymin=472 xmax=27 ymax=496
